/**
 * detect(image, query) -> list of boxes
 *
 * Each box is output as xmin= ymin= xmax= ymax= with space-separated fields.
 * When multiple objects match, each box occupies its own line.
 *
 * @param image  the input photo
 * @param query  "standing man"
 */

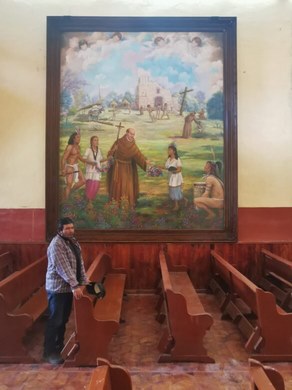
xmin=146 ymin=104 xmax=155 ymax=122
xmin=161 ymin=102 xmax=170 ymax=119
xmin=43 ymin=217 xmax=89 ymax=365
xmin=107 ymin=128 xmax=148 ymax=208
xmin=61 ymin=130 xmax=86 ymax=200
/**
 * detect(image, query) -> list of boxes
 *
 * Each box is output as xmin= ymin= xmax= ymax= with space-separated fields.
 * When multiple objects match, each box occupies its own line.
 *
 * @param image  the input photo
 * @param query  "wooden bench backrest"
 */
xmin=159 ymin=251 xmax=173 ymax=292
xmin=159 ymin=251 xmax=176 ymax=335
xmin=97 ymin=358 xmax=132 ymax=390
xmin=86 ymin=359 xmax=132 ymax=389
xmin=87 ymin=365 xmax=111 ymax=390
xmin=87 ymin=252 xmax=112 ymax=283
xmin=0 ymin=255 xmax=47 ymax=312
xmin=249 ymin=358 xmax=285 ymax=390
xmin=211 ymin=250 xmax=259 ymax=315
xmin=261 ymin=249 xmax=292 ymax=285
xmin=159 ymin=251 xmax=190 ymax=326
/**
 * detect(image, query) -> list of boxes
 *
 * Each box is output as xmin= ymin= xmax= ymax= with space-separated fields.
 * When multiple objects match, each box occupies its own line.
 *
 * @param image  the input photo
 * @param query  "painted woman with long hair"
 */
xmin=83 ymin=136 xmax=106 ymax=206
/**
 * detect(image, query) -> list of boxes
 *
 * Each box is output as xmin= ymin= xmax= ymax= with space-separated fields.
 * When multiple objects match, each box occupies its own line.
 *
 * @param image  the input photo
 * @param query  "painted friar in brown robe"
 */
xmin=182 ymin=112 xmax=196 ymax=139
xmin=107 ymin=131 xmax=147 ymax=208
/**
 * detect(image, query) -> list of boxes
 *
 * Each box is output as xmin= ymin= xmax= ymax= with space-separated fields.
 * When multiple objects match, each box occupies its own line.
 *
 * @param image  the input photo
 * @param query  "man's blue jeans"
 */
xmin=44 ymin=292 xmax=73 ymax=356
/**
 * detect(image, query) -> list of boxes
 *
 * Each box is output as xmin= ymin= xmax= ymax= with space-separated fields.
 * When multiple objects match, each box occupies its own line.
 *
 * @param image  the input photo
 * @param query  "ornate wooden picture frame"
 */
xmin=46 ymin=16 xmax=237 ymax=242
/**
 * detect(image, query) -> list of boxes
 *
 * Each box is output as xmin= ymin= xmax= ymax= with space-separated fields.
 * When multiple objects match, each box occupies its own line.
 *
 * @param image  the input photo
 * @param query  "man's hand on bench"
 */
xmin=72 ymin=287 xmax=83 ymax=300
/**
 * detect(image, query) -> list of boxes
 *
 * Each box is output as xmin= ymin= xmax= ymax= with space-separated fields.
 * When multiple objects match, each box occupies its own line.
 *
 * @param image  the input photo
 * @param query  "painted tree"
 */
xmin=61 ymin=89 xmax=73 ymax=115
xmin=123 ymin=91 xmax=135 ymax=104
xmin=179 ymin=93 xmax=199 ymax=113
xmin=61 ymin=70 xmax=88 ymax=114
xmin=195 ymin=91 xmax=206 ymax=108
xmin=206 ymin=91 xmax=224 ymax=120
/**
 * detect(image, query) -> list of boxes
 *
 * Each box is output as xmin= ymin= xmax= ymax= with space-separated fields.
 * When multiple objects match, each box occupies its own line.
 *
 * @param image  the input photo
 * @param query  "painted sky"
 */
xmin=61 ymin=31 xmax=223 ymax=101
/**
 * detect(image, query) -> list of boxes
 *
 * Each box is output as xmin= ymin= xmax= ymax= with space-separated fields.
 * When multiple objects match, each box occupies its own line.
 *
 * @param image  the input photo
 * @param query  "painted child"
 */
xmin=165 ymin=144 xmax=187 ymax=211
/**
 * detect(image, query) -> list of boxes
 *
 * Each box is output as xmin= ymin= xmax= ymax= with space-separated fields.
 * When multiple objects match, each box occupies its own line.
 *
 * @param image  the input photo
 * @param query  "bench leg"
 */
xmin=158 ymin=329 xmax=174 ymax=356
xmin=155 ymin=293 xmax=164 ymax=312
xmin=245 ymin=326 xmax=263 ymax=353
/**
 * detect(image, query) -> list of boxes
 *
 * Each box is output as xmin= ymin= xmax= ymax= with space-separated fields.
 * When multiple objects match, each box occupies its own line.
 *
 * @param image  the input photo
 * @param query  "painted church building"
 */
xmin=135 ymin=73 xmax=178 ymax=111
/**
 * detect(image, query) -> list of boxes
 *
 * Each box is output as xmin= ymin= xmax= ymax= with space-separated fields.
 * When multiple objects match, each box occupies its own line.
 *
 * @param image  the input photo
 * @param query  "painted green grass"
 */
xmin=59 ymin=109 xmax=224 ymax=230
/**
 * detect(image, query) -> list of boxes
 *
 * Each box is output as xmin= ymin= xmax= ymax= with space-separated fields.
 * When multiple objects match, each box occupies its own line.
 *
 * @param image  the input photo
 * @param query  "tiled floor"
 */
xmin=0 ymin=293 xmax=291 ymax=389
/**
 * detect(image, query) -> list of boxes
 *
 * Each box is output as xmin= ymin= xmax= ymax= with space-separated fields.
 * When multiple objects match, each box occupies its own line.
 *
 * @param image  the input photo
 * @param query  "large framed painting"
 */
xmin=46 ymin=16 xmax=237 ymax=242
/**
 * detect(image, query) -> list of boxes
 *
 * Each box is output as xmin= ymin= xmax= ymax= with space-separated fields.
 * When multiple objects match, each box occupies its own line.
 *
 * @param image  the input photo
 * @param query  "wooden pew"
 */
xmin=86 ymin=358 xmax=132 ymax=390
xmin=249 ymin=358 xmax=285 ymax=390
xmin=210 ymin=250 xmax=292 ymax=362
xmin=0 ymin=255 xmax=48 ymax=363
xmin=62 ymin=252 xmax=127 ymax=366
xmin=257 ymin=249 xmax=292 ymax=311
xmin=0 ymin=251 xmax=15 ymax=280
xmin=156 ymin=250 xmax=214 ymax=363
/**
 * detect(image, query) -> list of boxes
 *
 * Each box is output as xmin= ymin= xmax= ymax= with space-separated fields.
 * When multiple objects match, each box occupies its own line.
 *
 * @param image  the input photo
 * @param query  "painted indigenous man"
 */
xmin=107 ymin=128 xmax=148 ymax=208
xmin=194 ymin=161 xmax=224 ymax=220
xmin=61 ymin=131 xmax=86 ymax=200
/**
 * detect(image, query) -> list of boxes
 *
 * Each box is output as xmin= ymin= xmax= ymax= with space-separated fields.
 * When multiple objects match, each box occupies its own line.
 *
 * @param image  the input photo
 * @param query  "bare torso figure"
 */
xmin=194 ymin=161 xmax=224 ymax=220
xmin=61 ymin=133 xmax=86 ymax=200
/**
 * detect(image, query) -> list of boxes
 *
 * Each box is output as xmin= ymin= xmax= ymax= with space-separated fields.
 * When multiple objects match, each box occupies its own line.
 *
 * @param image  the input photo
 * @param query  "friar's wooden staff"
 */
xmin=112 ymin=122 xmax=125 ymax=157
xmin=115 ymin=121 xmax=124 ymax=141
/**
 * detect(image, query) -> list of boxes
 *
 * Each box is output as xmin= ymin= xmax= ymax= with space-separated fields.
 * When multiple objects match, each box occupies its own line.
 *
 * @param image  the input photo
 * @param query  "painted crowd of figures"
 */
xmin=61 ymin=128 xmax=224 ymax=220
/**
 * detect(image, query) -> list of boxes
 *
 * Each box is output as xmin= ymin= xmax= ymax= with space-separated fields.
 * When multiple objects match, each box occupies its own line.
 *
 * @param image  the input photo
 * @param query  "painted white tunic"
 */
xmin=83 ymin=148 xmax=103 ymax=181
xmin=165 ymin=157 xmax=183 ymax=187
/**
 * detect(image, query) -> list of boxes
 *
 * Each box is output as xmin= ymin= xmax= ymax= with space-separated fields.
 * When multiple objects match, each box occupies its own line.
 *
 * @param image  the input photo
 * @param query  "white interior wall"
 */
xmin=0 ymin=0 xmax=291 ymax=208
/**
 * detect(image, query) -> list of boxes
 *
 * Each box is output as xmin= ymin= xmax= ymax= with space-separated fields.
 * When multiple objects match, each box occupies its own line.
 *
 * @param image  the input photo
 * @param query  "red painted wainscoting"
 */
xmin=0 ymin=209 xmax=45 ymax=242
xmin=238 ymin=208 xmax=292 ymax=242
xmin=0 ymin=208 xmax=292 ymax=243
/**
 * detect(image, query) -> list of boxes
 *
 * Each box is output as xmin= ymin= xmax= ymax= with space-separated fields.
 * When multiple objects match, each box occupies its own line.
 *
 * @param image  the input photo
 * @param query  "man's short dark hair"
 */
xmin=57 ymin=217 xmax=74 ymax=232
